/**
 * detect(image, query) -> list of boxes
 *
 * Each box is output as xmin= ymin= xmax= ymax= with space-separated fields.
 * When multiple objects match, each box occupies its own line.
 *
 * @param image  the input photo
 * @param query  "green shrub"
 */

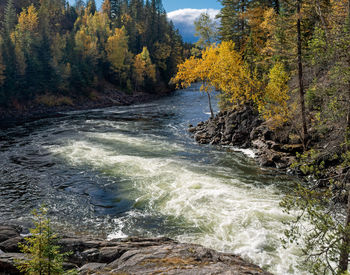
xmin=15 ymin=206 xmax=76 ymax=275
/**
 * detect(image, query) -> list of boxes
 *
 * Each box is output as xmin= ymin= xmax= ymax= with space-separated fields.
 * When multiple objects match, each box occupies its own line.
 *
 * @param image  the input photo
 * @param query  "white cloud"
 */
xmin=168 ymin=8 xmax=219 ymax=24
xmin=167 ymin=9 xmax=220 ymax=43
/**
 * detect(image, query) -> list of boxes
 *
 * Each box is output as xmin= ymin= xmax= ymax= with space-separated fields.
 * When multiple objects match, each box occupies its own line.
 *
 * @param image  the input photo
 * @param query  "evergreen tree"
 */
xmin=2 ymin=0 xmax=17 ymax=102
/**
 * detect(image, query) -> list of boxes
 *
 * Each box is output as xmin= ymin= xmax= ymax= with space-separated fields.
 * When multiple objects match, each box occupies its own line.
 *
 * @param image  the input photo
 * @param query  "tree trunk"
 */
xmin=207 ymin=92 xmax=214 ymax=119
xmin=297 ymin=0 xmax=308 ymax=147
xmin=339 ymin=186 xmax=350 ymax=274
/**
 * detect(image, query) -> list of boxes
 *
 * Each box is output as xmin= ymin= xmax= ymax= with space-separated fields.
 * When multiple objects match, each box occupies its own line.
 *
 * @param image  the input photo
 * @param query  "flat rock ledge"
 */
xmin=0 ymin=225 xmax=271 ymax=275
xmin=189 ymin=105 xmax=303 ymax=169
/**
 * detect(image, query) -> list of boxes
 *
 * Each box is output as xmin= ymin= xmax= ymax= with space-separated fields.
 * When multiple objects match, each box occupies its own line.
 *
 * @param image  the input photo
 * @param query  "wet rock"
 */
xmin=189 ymin=105 xmax=301 ymax=169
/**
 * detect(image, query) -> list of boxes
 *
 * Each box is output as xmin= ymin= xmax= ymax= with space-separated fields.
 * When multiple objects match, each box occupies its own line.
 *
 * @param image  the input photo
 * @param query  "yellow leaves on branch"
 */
xmin=174 ymin=41 xmax=290 ymax=127
xmin=174 ymin=41 xmax=256 ymax=103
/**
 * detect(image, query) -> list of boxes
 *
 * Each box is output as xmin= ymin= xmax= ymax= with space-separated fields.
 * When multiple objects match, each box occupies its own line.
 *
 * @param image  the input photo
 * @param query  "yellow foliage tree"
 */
xmin=174 ymin=44 xmax=219 ymax=117
xmin=133 ymin=47 xmax=156 ymax=91
xmin=17 ymin=5 xmax=38 ymax=33
xmin=258 ymin=62 xmax=290 ymax=128
xmin=75 ymin=27 xmax=98 ymax=62
xmin=11 ymin=4 xmax=39 ymax=76
xmin=174 ymin=41 xmax=256 ymax=117
xmin=174 ymin=41 xmax=290 ymax=126
xmin=211 ymin=41 xmax=259 ymax=106
xmin=74 ymin=10 xmax=111 ymax=63
xmin=106 ymin=27 xmax=129 ymax=74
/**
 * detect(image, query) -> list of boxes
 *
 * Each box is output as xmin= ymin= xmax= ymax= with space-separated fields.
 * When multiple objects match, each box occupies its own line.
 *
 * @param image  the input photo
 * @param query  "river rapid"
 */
xmin=0 ymin=87 xmax=306 ymax=274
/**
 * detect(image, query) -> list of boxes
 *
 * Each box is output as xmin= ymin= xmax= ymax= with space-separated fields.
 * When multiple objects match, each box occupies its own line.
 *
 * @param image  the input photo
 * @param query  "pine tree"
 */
xmin=2 ymin=0 xmax=17 ymax=99
xmin=15 ymin=206 xmax=72 ymax=275
xmin=217 ymin=0 xmax=250 ymax=49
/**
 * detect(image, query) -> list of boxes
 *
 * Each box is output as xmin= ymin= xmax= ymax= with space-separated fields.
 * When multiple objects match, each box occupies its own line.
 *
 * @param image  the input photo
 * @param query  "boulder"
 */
xmin=0 ymin=227 xmax=20 ymax=243
xmin=0 ymin=237 xmax=24 ymax=253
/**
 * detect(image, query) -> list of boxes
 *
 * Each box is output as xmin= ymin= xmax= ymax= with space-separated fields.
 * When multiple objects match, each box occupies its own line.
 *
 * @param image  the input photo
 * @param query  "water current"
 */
xmin=0 ymin=87 xmax=307 ymax=274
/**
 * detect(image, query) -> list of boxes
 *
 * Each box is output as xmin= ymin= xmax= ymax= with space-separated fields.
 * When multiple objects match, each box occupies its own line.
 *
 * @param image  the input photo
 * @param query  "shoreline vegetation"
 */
xmin=0 ymin=83 xmax=170 ymax=126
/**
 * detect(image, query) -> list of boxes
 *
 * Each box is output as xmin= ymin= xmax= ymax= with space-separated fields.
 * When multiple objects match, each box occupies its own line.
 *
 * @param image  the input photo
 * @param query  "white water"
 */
xmin=48 ymin=128 xmax=306 ymax=274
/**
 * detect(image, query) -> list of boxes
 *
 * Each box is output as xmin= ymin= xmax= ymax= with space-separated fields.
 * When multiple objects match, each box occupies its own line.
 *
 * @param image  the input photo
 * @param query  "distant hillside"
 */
xmin=168 ymin=8 xmax=219 ymax=43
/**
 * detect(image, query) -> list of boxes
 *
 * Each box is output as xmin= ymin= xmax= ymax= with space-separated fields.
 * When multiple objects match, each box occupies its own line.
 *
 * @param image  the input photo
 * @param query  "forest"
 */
xmin=0 ymin=0 xmax=188 ymax=107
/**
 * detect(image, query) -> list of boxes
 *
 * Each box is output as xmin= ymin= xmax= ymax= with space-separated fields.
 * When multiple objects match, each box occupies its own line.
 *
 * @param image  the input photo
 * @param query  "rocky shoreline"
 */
xmin=0 ymin=225 xmax=271 ymax=275
xmin=189 ymin=105 xmax=303 ymax=169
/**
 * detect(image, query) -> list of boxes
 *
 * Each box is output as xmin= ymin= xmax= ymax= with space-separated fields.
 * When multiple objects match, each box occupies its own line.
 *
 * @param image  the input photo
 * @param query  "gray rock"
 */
xmin=0 ymin=230 xmax=20 ymax=243
xmin=106 ymin=242 xmax=271 ymax=275
xmin=0 ymin=227 xmax=270 ymax=275
xmin=0 ymin=237 xmax=23 ymax=253
xmin=78 ymin=263 xmax=106 ymax=274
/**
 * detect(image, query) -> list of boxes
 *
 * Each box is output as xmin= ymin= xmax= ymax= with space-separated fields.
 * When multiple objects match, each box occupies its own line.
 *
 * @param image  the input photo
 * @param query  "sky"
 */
xmin=68 ymin=0 xmax=222 ymax=12
xmin=163 ymin=0 xmax=221 ymax=13
xmin=68 ymin=0 xmax=222 ymax=42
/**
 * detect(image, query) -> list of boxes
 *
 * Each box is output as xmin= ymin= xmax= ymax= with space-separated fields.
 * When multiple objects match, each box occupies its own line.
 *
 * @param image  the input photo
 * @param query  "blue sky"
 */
xmin=163 ymin=0 xmax=221 ymax=12
xmin=68 ymin=0 xmax=222 ymax=12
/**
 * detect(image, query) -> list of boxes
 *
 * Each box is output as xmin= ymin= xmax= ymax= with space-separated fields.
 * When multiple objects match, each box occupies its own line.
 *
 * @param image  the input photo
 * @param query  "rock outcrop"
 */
xmin=189 ymin=105 xmax=303 ymax=168
xmin=0 ymin=225 xmax=271 ymax=275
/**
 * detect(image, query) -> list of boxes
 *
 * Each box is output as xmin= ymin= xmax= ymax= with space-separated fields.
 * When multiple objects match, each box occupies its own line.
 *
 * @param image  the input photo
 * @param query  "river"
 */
xmin=0 ymin=87 xmax=306 ymax=274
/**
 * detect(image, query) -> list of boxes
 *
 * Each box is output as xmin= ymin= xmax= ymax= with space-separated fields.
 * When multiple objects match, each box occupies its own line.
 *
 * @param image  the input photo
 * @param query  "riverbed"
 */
xmin=0 ymin=87 xmax=306 ymax=274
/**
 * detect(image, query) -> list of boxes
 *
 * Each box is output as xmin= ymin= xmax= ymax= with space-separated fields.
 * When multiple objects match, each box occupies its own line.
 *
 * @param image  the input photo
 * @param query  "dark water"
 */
xmin=0 ymin=87 xmax=304 ymax=274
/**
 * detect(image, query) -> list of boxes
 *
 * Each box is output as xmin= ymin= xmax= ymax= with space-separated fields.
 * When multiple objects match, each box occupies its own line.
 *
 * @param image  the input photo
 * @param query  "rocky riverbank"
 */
xmin=189 ymin=105 xmax=303 ymax=169
xmin=0 ymin=86 xmax=166 ymax=127
xmin=0 ymin=225 xmax=271 ymax=275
